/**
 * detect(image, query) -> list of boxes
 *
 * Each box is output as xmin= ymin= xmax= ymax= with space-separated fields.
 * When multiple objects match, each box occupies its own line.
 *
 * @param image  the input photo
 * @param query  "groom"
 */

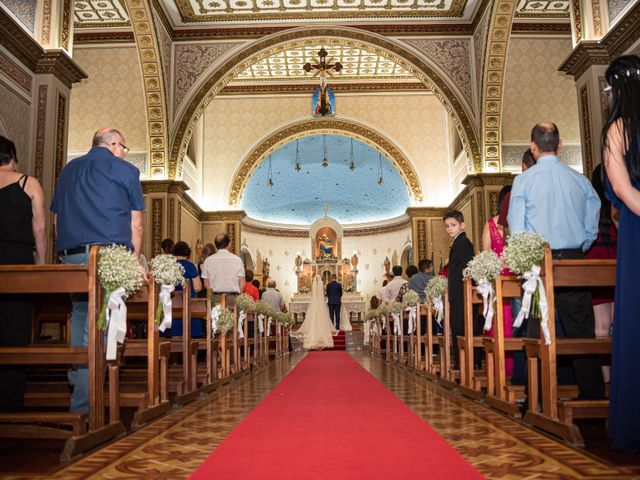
xmin=326 ymin=274 xmax=343 ymax=331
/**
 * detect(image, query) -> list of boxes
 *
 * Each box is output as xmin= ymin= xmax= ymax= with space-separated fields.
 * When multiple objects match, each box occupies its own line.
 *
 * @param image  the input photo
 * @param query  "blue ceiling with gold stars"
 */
xmin=241 ymin=134 xmax=410 ymax=225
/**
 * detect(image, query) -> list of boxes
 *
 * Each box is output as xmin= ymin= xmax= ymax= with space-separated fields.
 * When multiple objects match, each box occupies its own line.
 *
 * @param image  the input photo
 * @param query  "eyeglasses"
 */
xmin=111 ymin=142 xmax=129 ymax=154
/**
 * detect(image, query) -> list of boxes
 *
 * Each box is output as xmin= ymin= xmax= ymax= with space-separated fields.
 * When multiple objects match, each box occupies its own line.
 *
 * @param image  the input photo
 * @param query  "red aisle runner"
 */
xmin=191 ymin=351 xmax=483 ymax=479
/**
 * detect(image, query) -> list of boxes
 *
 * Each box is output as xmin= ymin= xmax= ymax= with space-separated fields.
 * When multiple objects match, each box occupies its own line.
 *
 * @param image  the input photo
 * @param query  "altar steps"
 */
xmin=328 ymin=331 xmax=346 ymax=351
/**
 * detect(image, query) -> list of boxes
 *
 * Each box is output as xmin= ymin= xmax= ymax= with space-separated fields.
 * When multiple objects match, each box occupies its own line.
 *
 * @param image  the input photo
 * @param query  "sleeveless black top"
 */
xmin=0 ymin=175 xmax=34 ymax=245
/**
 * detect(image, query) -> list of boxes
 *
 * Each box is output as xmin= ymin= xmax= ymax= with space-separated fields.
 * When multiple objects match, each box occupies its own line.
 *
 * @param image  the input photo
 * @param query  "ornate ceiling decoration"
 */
xmin=175 ymin=0 xmax=469 ymax=21
xmin=74 ymin=0 xmax=130 ymax=27
xmin=515 ymin=0 xmax=570 ymax=18
xmin=234 ymin=45 xmax=413 ymax=82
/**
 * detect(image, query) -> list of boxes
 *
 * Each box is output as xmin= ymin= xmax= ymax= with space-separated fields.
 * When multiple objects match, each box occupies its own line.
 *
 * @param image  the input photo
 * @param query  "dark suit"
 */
xmin=447 ymin=231 xmax=474 ymax=366
xmin=326 ymin=280 xmax=343 ymax=330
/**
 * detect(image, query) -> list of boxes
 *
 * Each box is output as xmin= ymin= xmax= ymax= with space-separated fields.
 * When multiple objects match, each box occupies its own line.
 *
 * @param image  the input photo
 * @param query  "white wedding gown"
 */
xmin=294 ymin=275 xmax=337 ymax=350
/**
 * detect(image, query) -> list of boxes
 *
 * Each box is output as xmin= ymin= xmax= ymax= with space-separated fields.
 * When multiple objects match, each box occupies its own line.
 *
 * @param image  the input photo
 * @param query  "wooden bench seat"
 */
xmin=0 ymin=412 xmax=88 ymax=437
xmin=0 ymin=347 xmax=88 ymax=364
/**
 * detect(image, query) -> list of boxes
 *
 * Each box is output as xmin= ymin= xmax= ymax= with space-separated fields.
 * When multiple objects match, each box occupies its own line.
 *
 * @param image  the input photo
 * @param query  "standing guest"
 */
xmin=51 ymin=127 xmax=145 ymax=414
xmin=508 ymin=122 xmax=604 ymax=401
xmin=381 ymin=266 xmax=407 ymax=304
xmin=200 ymin=233 xmax=245 ymax=305
xmin=0 ymin=136 xmax=46 ymax=411
xmin=443 ymin=210 xmax=474 ymax=367
xmin=482 ymin=185 xmax=514 ymax=377
xmin=586 ymin=163 xmax=617 ymax=383
xmin=601 ymin=55 xmax=640 ymax=453
xmin=165 ymin=241 xmax=203 ymax=337
xmin=262 ymin=279 xmax=285 ymax=312
xmin=251 ymin=279 xmax=263 ymax=298
xmin=161 ymin=238 xmax=174 ymax=255
xmin=326 ymin=274 xmax=343 ymax=330
xmin=408 ymin=259 xmax=433 ymax=303
xmin=196 ymin=242 xmax=215 ymax=298
xmin=244 ymin=270 xmax=260 ymax=301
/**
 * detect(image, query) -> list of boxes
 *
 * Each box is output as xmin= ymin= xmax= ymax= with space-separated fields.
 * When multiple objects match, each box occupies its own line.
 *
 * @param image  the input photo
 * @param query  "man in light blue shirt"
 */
xmin=507 ymin=122 xmax=604 ymax=400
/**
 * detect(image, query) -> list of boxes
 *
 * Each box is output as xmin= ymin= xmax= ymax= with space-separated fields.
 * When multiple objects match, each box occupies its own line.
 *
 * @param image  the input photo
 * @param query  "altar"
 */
xmin=289 ymin=294 xmax=366 ymax=325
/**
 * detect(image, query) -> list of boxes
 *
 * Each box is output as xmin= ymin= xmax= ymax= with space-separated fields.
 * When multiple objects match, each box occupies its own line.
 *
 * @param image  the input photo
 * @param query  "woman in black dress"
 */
xmin=0 ymin=135 xmax=47 ymax=411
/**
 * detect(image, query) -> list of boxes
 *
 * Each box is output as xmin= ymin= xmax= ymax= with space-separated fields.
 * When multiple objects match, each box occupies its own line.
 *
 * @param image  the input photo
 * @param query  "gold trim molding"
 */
xmin=227 ymin=118 xmax=423 ymax=207
xmin=124 ymin=0 xmax=169 ymax=178
xmin=169 ymin=27 xmax=481 ymax=180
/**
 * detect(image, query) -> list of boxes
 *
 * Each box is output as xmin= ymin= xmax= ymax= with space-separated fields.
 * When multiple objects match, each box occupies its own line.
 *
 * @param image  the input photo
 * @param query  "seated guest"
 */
xmin=408 ymin=259 xmax=433 ymax=303
xmin=382 ymin=266 xmax=407 ymax=304
xmin=396 ymin=264 xmax=418 ymax=303
xmin=0 ymin=136 xmax=47 ymax=411
xmin=251 ymin=279 xmax=263 ymax=298
xmin=161 ymin=238 xmax=174 ymax=254
xmin=262 ymin=279 xmax=285 ymax=312
xmin=196 ymin=242 xmax=215 ymax=298
xmin=244 ymin=270 xmax=260 ymax=300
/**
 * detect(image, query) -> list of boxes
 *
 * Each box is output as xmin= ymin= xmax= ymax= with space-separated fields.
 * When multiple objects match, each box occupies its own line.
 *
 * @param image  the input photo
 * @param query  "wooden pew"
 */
xmin=523 ymin=246 xmax=614 ymax=446
xmin=418 ymin=304 xmax=441 ymax=381
xmin=437 ymin=291 xmax=458 ymax=389
xmin=191 ymin=296 xmax=218 ymax=391
xmin=458 ymin=278 xmax=486 ymax=399
xmin=482 ymin=275 xmax=526 ymax=417
xmin=0 ymin=246 xmax=125 ymax=460
xmin=122 ymin=278 xmax=171 ymax=428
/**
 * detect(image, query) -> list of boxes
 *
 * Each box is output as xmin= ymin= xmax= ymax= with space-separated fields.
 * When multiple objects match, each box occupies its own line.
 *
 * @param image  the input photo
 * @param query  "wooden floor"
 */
xmin=1 ymin=352 xmax=639 ymax=479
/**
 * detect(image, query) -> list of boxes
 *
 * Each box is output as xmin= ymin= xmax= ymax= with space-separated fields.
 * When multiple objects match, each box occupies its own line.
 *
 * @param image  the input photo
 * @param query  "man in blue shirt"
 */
xmin=508 ymin=122 xmax=604 ymax=400
xmin=51 ymin=127 xmax=145 ymax=413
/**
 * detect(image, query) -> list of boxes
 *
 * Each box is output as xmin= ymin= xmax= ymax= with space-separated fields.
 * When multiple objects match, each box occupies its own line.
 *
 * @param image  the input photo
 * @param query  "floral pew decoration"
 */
xmin=424 ymin=275 xmax=447 ymax=326
xmin=388 ymin=301 xmax=403 ymax=336
xmin=402 ymin=290 xmax=420 ymax=334
xmin=255 ymin=300 xmax=276 ymax=337
xmin=149 ymin=254 xmax=185 ymax=333
xmin=236 ymin=294 xmax=257 ymax=340
xmin=98 ymin=245 xmax=144 ymax=360
xmin=463 ymin=250 xmax=503 ymax=332
xmin=377 ymin=304 xmax=389 ymax=332
xmin=502 ymin=232 xmax=548 ymax=344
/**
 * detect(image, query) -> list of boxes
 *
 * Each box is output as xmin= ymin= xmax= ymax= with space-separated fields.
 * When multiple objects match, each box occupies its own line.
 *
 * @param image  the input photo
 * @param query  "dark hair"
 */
xmin=161 ymin=238 xmax=174 ymax=254
xmin=199 ymin=243 xmax=215 ymax=264
xmin=443 ymin=210 xmax=464 ymax=223
xmin=497 ymin=185 xmax=512 ymax=213
xmin=522 ymin=148 xmax=536 ymax=169
xmin=252 ymin=279 xmax=260 ymax=289
xmin=214 ymin=233 xmax=230 ymax=250
xmin=382 ymin=280 xmax=388 ymax=287
xmin=245 ymin=269 xmax=254 ymax=282
xmin=406 ymin=265 xmax=419 ymax=278
xmin=172 ymin=241 xmax=191 ymax=258
xmin=392 ymin=265 xmax=402 ymax=277
xmin=0 ymin=136 xmax=17 ymax=166
xmin=591 ymin=163 xmax=614 ymax=245
xmin=602 ymin=55 xmax=640 ymax=184
xmin=531 ymin=123 xmax=560 ymax=153
xmin=418 ymin=259 xmax=432 ymax=272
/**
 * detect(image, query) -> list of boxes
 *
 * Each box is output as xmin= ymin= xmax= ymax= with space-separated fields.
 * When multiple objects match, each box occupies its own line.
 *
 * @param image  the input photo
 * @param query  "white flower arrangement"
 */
xmin=98 ymin=245 xmax=143 ymax=328
xmin=425 ymin=275 xmax=447 ymax=304
xmin=275 ymin=311 xmax=294 ymax=326
xmin=237 ymin=294 xmax=257 ymax=313
xmin=255 ymin=300 xmax=274 ymax=317
xmin=299 ymin=286 xmax=310 ymax=293
xmin=366 ymin=308 xmax=379 ymax=320
xmin=387 ymin=301 xmax=403 ymax=315
xmin=149 ymin=254 xmax=185 ymax=286
xmin=377 ymin=304 xmax=389 ymax=317
xmin=463 ymin=250 xmax=503 ymax=283
xmin=217 ymin=308 xmax=234 ymax=334
xmin=402 ymin=290 xmax=420 ymax=308
xmin=502 ymin=232 xmax=545 ymax=275
xmin=344 ymin=284 xmax=354 ymax=292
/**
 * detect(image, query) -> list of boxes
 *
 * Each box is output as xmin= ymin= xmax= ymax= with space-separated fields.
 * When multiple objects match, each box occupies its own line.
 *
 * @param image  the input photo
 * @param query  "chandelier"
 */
xmin=377 ymin=151 xmax=384 ymax=185
xmin=349 ymin=137 xmax=355 ymax=171
xmin=267 ymin=154 xmax=274 ymax=187
xmin=321 ymin=134 xmax=328 ymax=168
xmin=295 ymin=139 xmax=301 ymax=172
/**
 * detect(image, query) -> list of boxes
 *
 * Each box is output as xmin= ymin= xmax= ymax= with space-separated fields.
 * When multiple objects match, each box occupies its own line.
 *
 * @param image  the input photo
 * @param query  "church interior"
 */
xmin=1 ymin=0 xmax=640 ymax=477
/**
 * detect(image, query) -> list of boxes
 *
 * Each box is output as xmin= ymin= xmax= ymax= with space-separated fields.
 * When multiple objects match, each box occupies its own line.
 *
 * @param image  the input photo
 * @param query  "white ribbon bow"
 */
xmin=106 ymin=287 xmax=127 ymax=361
xmin=392 ymin=313 xmax=401 ymax=335
xmin=513 ymin=265 xmax=550 ymax=345
xmin=406 ymin=306 xmax=417 ymax=334
xmin=211 ymin=304 xmax=222 ymax=334
xmin=158 ymin=284 xmax=175 ymax=333
xmin=476 ymin=278 xmax=495 ymax=332
xmin=238 ymin=310 xmax=246 ymax=339
xmin=258 ymin=313 xmax=265 ymax=335
xmin=433 ymin=297 xmax=444 ymax=326
xmin=381 ymin=316 xmax=386 ymax=332
xmin=267 ymin=316 xmax=272 ymax=336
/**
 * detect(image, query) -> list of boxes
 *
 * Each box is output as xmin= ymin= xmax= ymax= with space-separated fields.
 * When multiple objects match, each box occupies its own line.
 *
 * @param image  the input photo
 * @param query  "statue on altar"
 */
xmin=318 ymin=233 xmax=334 ymax=257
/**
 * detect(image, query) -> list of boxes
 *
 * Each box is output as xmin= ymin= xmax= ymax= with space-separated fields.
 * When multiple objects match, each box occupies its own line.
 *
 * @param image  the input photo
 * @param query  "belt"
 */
xmin=212 ymin=292 xmax=239 ymax=296
xmin=58 ymin=244 xmax=112 ymax=256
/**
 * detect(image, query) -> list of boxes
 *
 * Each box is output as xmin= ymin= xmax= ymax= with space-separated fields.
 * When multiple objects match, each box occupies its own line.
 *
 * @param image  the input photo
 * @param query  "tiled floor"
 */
xmin=2 ymin=353 xmax=639 ymax=479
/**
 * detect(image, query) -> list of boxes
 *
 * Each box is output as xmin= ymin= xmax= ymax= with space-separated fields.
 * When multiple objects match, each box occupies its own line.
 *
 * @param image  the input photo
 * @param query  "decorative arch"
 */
xmin=227 ymin=118 xmax=423 ymax=207
xmin=169 ymin=27 xmax=482 ymax=179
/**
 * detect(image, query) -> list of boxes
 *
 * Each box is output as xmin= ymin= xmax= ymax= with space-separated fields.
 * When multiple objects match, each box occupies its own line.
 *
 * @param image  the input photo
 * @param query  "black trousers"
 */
xmin=328 ymin=303 xmax=341 ymax=329
xmin=551 ymin=249 xmax=605 ymax=400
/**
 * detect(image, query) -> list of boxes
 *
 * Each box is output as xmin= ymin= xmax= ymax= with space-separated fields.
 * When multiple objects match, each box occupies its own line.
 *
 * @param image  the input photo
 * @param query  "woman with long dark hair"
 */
xmin=601 ymin=55 xmax=640 ymax=453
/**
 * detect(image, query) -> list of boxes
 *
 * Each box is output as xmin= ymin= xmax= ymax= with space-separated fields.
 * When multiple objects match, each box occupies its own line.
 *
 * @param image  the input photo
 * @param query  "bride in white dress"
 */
xmin=294 ymin=275 xmax=337 ymax=350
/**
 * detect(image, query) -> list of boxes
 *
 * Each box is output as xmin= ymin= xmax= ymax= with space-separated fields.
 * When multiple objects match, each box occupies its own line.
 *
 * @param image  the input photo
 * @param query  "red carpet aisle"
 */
xmin=191 ymin=351 xmax=483 ymax=479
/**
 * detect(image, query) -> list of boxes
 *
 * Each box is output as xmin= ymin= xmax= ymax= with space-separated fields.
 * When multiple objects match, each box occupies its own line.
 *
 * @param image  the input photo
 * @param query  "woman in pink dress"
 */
xmin=481 ymin=185 xmax=514 ymax=377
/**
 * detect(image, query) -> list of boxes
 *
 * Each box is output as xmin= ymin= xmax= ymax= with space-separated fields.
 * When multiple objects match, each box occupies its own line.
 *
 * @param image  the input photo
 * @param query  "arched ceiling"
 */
xmin=241 ymin=134 xmax=411 ymax=225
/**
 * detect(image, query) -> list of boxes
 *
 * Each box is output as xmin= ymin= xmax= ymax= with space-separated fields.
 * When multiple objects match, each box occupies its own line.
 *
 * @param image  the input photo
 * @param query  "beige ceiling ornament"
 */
xmin=123 ymin=0 xmax=169 ymax=178
xmin=227 ymin=118 xmax=423 ymax=207
xmin=480 ymin=0 xmax=518 ymax=171
xmin=169 ymin=27 xmax=482 ymax=179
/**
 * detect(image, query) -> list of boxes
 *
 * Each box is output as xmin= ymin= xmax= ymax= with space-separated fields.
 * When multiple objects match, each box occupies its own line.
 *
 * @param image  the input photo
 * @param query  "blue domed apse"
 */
xmin=240 ymin=134 xmax=411 ymax=225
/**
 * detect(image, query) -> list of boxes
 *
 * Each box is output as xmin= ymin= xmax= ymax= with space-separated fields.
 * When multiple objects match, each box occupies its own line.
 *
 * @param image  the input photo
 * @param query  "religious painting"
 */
xmin=312 ymin=86 xmax=335 ymax=117
xmin=314 ymin=227 xmax=338 ymax=259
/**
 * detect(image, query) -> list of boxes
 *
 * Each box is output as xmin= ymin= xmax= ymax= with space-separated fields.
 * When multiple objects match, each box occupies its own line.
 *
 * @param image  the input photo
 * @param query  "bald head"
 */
xmin=92 ymin=128 xmax=127 ymax=159
xmin=530 ymin=122 xmax=560 ymax=158
xmin=268 ymin=279 xmax=276 ymax=288
xmin=214 ymin=233 xmax=230 ymax=250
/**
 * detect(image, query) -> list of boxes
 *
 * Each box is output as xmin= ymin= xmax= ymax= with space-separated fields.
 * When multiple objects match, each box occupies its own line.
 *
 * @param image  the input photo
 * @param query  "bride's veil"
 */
xmin=293 ymin=275 xmax=335 ymax=349
xmin=309 ymin=274 xmax=326 ymax=311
